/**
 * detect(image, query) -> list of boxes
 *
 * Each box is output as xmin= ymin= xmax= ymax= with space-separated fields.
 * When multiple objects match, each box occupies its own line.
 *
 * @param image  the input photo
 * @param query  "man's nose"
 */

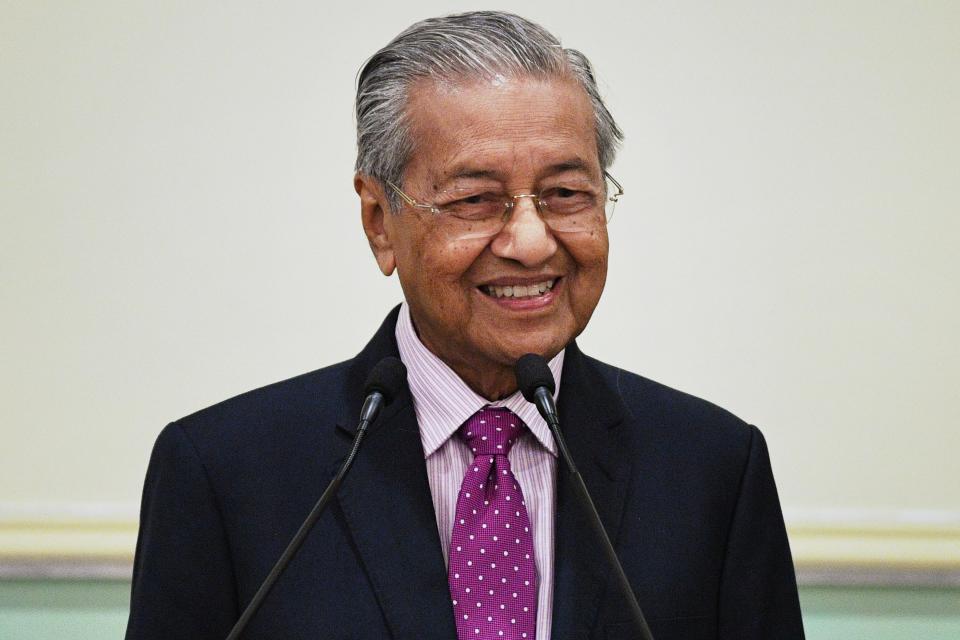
xmin=489 ymin=197 xmax=558 ymax=267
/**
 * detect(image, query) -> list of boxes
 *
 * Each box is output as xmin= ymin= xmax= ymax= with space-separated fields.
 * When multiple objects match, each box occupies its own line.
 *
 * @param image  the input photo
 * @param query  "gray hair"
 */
xmin=354 ymin=11 xmax=624 ymax=210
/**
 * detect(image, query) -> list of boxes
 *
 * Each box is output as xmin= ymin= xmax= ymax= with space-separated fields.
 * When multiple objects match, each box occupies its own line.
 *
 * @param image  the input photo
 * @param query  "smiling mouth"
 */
xmin=480 ymin=278 xmax=558 ymax=299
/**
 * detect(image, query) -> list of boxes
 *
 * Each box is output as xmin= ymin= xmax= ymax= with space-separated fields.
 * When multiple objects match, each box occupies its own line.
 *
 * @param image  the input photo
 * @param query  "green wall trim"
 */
xmin=2 ymin=581 xmax=959 ymax=639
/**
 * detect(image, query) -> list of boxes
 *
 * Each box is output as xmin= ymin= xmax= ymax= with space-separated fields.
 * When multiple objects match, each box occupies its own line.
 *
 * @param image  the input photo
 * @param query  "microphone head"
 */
xmin=515 ymin=353 xmax=556 ymax=403
xmin=363 ymin=357 xmax=408 ymax=405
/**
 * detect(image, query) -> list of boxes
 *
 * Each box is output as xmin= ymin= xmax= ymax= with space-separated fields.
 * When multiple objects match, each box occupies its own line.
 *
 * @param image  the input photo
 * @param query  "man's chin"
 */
xmin=483 ymin=333 xmax=569 ymax=369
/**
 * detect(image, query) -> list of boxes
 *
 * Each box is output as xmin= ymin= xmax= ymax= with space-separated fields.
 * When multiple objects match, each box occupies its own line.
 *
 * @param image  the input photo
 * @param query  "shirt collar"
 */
xmin=395 ymin=302 xmax=563 ymax=459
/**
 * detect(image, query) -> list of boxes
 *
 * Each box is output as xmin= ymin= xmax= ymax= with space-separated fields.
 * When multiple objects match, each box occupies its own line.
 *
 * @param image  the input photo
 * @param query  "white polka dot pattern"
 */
xmin=449 ymin=408 xmax=537 ymax=640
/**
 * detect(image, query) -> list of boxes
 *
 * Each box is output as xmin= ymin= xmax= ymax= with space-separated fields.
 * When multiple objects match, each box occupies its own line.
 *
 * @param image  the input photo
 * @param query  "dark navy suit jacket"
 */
xmin=125 ymin=306 xmax=804 ymax=639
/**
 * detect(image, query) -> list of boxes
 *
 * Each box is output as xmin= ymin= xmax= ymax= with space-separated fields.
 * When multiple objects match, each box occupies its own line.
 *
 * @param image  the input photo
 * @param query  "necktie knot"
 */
xmin=459 ymin=407 xmax=525 ymax=457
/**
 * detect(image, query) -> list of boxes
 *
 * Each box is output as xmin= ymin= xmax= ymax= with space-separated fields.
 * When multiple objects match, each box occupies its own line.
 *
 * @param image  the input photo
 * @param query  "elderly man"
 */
xmin=126 ymin=11 xmax=804 ymax=640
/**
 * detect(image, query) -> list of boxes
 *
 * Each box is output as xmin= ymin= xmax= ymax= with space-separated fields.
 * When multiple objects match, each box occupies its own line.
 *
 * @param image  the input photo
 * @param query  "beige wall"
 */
xmin=1 ymin=1 xmax=958 ymax=567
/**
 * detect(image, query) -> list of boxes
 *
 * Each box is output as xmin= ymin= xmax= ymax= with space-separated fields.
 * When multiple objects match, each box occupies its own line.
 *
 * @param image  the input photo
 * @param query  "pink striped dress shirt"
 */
xmin=395 ymin=302 xmax=563 ymax=639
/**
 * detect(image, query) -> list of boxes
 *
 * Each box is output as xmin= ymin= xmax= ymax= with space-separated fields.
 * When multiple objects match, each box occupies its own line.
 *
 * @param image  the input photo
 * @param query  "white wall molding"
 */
xmin=783 ymin=507 xmax=960 ymax=528
xmin=784 ymin=507 xmax=960 ymax=572
xmin=2 ymin=504 xmax=959 ymax=584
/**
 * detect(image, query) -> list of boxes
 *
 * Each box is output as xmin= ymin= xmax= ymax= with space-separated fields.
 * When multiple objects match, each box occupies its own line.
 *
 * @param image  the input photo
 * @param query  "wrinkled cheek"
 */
xmin=438 ymin=240 xmax=490 ymax=290
xmin=595 ymin=256 xmax=609 ymax=290
xmin=570 ymin=252 xmax=609 ymax=316
xmin=446 ymin=236 xmax=490 ymax=261
xmin=588 ymin=235 xmax=610 ymax=279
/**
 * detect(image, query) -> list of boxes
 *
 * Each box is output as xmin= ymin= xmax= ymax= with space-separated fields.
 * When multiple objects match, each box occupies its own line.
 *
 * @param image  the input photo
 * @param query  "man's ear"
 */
xmin=355 ymin=173 xmax=396 ymax=276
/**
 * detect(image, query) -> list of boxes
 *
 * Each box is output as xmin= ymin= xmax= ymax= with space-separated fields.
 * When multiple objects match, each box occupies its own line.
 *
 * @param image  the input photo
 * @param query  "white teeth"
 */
xmin=484 ymin=279 xmax=556 ymax=299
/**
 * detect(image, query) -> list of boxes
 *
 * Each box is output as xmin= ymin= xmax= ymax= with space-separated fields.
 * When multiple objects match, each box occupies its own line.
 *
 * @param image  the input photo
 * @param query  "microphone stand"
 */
xmin=224 ymin=355 xmax=405 ymax=640
xmin=528 ymin=384 xmax=655 ymax=640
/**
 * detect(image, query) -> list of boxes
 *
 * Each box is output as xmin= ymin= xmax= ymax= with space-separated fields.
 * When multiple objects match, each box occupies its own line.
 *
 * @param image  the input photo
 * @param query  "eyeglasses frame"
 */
xmin=385 ymin=171 xmax=624 ymax=223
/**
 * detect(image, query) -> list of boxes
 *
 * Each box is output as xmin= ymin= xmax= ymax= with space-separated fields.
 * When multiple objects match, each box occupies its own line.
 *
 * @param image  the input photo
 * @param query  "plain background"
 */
xmin=1 ymin=1 xmax=958 ymax=538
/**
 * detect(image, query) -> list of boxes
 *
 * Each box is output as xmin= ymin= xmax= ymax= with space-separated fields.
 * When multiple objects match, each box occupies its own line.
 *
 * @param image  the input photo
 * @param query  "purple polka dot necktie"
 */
xmin=448 ymin=407 xmax=538 ymax=640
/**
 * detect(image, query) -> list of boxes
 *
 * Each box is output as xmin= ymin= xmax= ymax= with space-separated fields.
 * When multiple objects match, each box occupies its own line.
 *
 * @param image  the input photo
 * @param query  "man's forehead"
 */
xmin=403 ymin=75 xmax=600 ymax=184
xmin=436 ymin=158 xmax=598 ymax=184
xmin=406 ymin=73 xmax=590 ymax=120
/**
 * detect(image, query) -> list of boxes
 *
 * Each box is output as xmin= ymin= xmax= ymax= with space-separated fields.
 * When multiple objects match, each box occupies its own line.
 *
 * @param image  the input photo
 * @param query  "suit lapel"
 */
xmin=551 ymin=342 xmax=632 ymax=639
xmin=334 ymin=308 xmax=457 ymax=639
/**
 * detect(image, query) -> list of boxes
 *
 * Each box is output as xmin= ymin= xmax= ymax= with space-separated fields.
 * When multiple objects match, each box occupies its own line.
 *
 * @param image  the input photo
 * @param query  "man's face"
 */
xmin=361 ymin=75 xmax=609 ymax=387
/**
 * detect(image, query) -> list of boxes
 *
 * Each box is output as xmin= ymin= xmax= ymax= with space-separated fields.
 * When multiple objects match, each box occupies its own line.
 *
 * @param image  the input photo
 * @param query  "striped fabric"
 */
xmin=395 ymin=303 xmax=563 ymax=639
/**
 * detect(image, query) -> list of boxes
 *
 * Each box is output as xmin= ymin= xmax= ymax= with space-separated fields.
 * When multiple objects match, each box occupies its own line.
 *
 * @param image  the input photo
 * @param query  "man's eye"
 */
xmin=541 ymin=187 xmax=595 ymax=212
xmin=461 ymin=194 xmax=494 ymax=205
xmin=444 ymin=193 xmax=503 ymax=218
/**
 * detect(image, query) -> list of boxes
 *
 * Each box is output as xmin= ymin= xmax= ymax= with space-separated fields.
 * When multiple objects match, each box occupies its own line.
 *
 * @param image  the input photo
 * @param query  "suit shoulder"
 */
xmin=171 ymin=358 xmax=353 ymax=451
xmin=584 ymin=354 xmax=757 ymax=457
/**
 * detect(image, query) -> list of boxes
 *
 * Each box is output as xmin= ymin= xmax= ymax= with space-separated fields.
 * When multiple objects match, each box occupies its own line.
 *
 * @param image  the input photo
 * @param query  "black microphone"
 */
xmin=515 ymin=354 xmax=655 ymax=640
xmin=225 ymin=357 xmax=407 ymax=640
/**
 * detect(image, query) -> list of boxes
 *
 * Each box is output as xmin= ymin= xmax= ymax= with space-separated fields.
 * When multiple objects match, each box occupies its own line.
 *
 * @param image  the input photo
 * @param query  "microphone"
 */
xmin=515 ymin=354 xmax=655 ymax=640
xmin=358 ymin=356 xmax=408 ymax=428
xmin=225 ymin=357 xmax=407 ymax=640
